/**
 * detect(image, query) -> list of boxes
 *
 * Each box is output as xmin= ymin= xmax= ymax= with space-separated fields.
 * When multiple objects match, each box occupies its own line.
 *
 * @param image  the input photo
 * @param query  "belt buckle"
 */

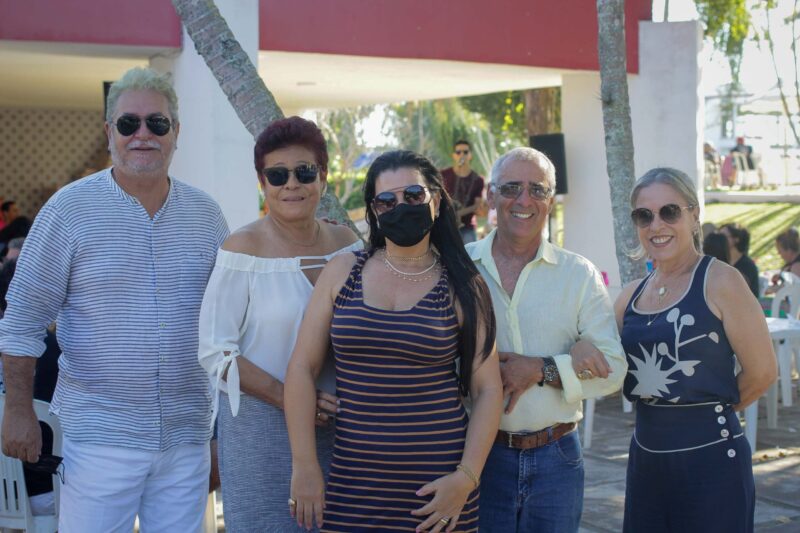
xmin=508 ymin=431 xmax=514 ymax=447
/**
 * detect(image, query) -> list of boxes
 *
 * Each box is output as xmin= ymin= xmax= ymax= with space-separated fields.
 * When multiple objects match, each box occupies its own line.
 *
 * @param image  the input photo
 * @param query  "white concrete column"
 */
xmin=561 ymin=21 xmax=703 ymax=293
xmin=151 ymin=0 xmax=260 ymax=233
xmin=630 ymin=21 xmax=704 ymax=211
xmin=561 ymin=72 xmax=621 ymax=288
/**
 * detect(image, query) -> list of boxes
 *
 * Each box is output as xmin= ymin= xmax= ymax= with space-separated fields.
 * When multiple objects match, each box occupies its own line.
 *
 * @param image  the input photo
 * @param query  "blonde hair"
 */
xmin=629 ymin=167 xmax=701 ymax=259
xmin=105 ymin=67 xmax=179 ymax=124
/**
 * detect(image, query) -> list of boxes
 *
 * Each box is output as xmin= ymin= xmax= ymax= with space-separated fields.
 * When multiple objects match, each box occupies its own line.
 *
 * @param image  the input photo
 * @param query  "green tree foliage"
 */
xmin=694 ymin=0 xmax=751 ymax=84
xmin=314 ymin=106 xmax=376 ymax=210
xmin=459 ymin=90 xmax=528 ymax=148
xmin=382 ymin=99 xmax=500 ymax=177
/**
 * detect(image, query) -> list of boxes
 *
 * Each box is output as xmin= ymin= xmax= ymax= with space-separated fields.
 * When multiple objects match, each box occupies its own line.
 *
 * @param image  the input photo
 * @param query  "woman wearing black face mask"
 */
xmin=285 ymin=150 xmax=502 ymax=532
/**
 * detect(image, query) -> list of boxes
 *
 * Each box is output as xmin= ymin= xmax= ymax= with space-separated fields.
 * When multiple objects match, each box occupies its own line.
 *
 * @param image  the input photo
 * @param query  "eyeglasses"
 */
xmin=260 ymin=164 xmax=319 ymax=187
xmin=494 ymin=181 xmax=552 ymax=201
xmin=372 ymin=184 xmax=434 ymax=214
xmin=454 ymin=150 xmax=470 ymax=155
xmin=112 ymin=114 xmax=172 ymax=136
xmin=630 ymin=204 xmax=695 ymax=228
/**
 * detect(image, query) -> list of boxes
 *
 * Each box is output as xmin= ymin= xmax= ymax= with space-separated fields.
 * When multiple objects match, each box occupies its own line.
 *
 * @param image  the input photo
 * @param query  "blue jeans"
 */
xmin=478 ymin=430 xmax=584 ymax=533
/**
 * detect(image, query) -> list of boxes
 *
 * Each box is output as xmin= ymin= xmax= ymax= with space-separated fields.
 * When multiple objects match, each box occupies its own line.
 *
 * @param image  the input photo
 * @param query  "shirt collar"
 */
xmin=468 ymin=229 xmax=559 ymax=267
xmin=106 ymin=167 xmax=175 ymax=216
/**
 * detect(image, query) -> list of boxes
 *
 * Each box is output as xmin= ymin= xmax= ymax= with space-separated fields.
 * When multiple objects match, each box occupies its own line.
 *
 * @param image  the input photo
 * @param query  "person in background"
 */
xmin=0 ymin=67 xmax=229 ymax=532
xmin=441 ymin=139 xmax=485 ymax=243
xmin=731 ymin=136 xmax=755 ymax=171
xmin=0 ymin=237 xmax=25 ymax=263
xmin=703 ymin=142 xmax=721 ymax=189
xmin=615 ymin=167 xmax=776 ymax=532
xmin=286 ymin=150 xmax=502 ymax=532
xmin=701 ymin=222 xmax=717 ymax=241
xmin=775 ymin=228 xmax=800 ymax=277
xmin=766 ymin=227 xmax=800 ymax=297
xmin=198 ymin=116 xmax=360 ymax=532
xmin=469 ymin=147 xmax=626 ymax=533
xmin=702 ymin=231 xmax=730 ymax=264
xmin=0 ymin=201 xmax=31 ymax=255
xmin=720 ymin=223 xmax=759 ymax=298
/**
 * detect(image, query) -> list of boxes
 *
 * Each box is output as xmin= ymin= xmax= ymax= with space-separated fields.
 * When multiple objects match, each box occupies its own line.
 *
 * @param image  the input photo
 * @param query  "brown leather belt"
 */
xmin=496 ymin=422 xmax=577 ymax=450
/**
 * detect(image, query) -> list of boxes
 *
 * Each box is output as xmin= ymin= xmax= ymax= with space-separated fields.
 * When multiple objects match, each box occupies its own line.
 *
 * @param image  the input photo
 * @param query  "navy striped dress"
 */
xmin=324 ymin=250 xmax=479 ymax=532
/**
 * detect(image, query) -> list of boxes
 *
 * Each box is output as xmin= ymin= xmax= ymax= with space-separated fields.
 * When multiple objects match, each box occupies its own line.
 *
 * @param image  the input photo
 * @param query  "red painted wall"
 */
xmin=260 ymin=0 xmax=652 ymax=72
xmin=0 ymin=0 xmax=181 ymax=47
xmin=0 ymin=0 xmax=651 ymax=72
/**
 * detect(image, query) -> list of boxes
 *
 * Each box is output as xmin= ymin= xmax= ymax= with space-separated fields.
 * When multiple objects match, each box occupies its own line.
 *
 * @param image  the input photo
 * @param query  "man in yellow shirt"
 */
xmin=466 ymin=147 xmax=626 ymax=533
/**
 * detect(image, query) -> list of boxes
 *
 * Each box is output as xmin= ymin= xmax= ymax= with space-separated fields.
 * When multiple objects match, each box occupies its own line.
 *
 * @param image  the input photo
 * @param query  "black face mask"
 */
xmin=377 ymin=203 xmax=435 ymax=247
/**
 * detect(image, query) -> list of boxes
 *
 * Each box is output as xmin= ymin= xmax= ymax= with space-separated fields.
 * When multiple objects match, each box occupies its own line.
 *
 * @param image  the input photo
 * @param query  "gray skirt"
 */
xmin=218 ymin=392 xmax=334 ymax=533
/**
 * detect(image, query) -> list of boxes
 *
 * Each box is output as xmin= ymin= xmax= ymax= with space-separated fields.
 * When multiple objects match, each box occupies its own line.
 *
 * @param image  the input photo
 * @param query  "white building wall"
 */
xmin=151 ymin=0 xmax=260 ymax=233
xmin=561 ymin=21 xmax=703 ymax=295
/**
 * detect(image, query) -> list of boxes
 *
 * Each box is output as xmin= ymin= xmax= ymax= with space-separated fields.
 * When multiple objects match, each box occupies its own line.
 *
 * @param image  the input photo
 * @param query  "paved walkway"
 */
xmin=579 ymin=387 xmax=800 ymax=532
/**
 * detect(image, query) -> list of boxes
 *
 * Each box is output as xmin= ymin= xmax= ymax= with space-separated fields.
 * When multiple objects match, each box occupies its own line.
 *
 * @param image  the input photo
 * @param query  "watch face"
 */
xmin=543 ymin=362 xmax=558 ymax=382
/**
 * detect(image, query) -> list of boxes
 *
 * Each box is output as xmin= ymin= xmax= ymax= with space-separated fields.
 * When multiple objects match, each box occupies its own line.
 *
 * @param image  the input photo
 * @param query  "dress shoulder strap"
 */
xmin=687 ymin=255 xmax=713 ymax=295
xmin=626 ymin=271 xmax=654 ymax=312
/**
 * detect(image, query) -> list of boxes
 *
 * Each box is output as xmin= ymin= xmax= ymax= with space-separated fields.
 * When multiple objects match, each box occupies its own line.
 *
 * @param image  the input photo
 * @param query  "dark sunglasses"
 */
xmin=112 ymin=114 xmax=172 ymax=136
xmin=260 ymin=164 xmax=319 ymax=187
xmin=630 ymin=204 xmax=695 ymax=228
xmin=495 ymin=181 xmax=552 ymax=201
xmin=454 ymin=149 xmax=470 ymax=155
xmin=372 ymin=184 xmax=434 ymax=214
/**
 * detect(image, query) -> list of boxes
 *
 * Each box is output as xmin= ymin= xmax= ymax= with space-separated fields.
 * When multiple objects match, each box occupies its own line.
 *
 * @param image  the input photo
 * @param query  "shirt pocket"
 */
xmin=179 ymin=251 xmax=215 ymax=307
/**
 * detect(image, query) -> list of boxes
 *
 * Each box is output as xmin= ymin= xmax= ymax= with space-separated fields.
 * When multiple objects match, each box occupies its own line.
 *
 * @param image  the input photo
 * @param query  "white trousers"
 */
xmin=59 ymin=436 xmax=210 ymax=533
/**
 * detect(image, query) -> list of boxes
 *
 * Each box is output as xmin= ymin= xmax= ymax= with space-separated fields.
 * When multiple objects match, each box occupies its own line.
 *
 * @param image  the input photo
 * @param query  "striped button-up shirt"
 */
xmin=0 ymin=169 xmax=229 ymax=451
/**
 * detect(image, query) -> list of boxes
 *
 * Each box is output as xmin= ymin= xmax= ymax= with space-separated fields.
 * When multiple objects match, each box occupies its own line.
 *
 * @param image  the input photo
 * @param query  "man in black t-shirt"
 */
xmin=441 ymin=139 xmax=485 ymax=243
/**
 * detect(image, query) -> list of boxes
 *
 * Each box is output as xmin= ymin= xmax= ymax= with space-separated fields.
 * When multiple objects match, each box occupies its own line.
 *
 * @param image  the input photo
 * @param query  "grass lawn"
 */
xmin=704 ymin=202 xmax=800 ymax=272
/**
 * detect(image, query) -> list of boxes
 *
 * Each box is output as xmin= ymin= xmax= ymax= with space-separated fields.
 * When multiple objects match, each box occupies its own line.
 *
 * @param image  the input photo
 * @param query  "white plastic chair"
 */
xmin=771 ymin=273 xmax=800 ymax=408
xmin=582 ymin=394 xmax=631 ymax=450
xmin=0 ymin=396 xmax=61 ymax=533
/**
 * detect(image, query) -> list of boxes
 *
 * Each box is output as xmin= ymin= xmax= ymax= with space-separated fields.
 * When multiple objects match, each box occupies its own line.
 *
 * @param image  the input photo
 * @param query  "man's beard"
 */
xmin=109 ymin=139 xmax=172 ymax=176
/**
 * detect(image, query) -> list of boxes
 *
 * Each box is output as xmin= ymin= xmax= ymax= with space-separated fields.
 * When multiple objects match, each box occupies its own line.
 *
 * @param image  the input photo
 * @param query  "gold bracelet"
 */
xmin=456 ymin=463 xmax=479 ymax=489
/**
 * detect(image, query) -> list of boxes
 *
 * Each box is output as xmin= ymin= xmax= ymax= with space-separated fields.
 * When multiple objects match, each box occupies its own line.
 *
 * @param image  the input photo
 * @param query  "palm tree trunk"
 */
xmin=596 ymin=0 xmax=646 ymax=284
xmin=170 ymin=0 xmax=358 ymax=231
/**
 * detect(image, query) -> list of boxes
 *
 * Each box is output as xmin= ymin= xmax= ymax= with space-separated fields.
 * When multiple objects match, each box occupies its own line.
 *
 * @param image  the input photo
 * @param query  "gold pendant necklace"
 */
xmin=382 ymin=251 xmax=440 ymax=282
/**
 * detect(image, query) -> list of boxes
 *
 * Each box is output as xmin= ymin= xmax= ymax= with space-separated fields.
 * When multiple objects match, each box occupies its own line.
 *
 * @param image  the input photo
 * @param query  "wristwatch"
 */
xmin=541 ymin=357 xmax=559 ymax=386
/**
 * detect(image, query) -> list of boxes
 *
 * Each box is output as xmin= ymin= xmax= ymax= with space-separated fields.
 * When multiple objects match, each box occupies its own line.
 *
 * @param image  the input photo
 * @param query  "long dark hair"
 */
xmin=363 ymin=150 xmax=496 ymax=395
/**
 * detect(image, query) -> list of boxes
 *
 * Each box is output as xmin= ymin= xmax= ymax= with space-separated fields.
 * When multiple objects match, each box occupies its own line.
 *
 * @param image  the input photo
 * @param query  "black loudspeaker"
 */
xmin=530 ymin=133 xmax=568 ymax=195
xmin=103 ymin=81 xmax=113 ymax=120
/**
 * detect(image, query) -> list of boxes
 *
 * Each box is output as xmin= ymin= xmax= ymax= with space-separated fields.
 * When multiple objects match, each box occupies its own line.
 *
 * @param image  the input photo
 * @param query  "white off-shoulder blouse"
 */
xmin=198 ymin=240 xmax=363 ymax=424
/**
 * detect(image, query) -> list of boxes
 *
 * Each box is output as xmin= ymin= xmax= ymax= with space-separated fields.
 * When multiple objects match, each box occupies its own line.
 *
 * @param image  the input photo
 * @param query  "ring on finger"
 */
xmin=288 ymin=497 xmax=296 ymax=507
xmin=439 ymin=517 xmax=450 ymax=525
xmin=578 ymin=369 xmax=594 ymax=380
xmin=316 ymin=410 xmax=323 ymax=419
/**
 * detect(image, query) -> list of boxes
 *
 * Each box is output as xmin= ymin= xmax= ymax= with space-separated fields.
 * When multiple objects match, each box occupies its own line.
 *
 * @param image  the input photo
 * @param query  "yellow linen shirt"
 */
xmin=466 ymin=230 xmax=627 ymax=433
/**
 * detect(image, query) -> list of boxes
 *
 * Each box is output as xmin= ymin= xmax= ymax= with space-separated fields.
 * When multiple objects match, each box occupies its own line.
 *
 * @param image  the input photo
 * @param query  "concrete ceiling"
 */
xmin=0 ymin=41 xmax=162 ymax=110
xmin=1 ymin=41 xmax=568 ymax=113
xmin=260 ymin=51 xmax=564 ymax=114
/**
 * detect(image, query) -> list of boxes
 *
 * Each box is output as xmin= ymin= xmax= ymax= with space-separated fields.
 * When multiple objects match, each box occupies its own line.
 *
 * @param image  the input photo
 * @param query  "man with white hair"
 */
xmin=0 ymin=67 xmax=229 ymax=532
xmin=466 ymin=147 xmax=626 ymax=532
